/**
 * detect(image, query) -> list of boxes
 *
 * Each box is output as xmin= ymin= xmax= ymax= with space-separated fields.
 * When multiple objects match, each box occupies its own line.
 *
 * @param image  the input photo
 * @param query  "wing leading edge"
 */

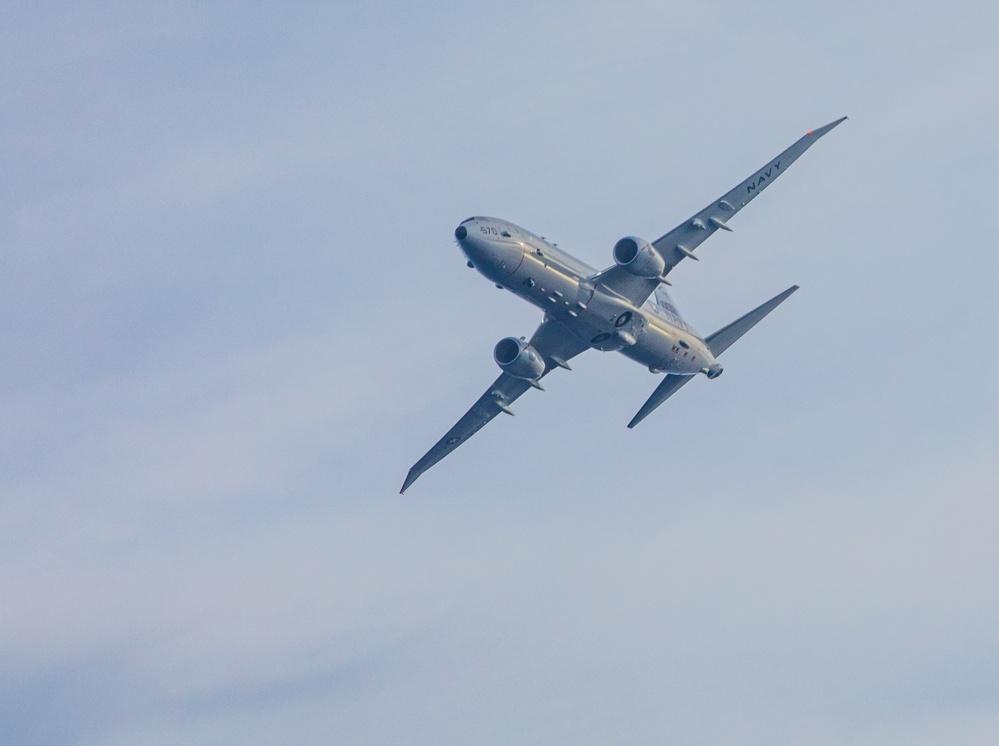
xmin=401 ymin=316 xmax=589 ymax=493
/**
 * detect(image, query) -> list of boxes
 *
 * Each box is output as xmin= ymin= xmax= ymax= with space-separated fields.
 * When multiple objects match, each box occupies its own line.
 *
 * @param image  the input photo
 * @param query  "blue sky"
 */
xmin=2 ymin=2 xmax=998 ymax=743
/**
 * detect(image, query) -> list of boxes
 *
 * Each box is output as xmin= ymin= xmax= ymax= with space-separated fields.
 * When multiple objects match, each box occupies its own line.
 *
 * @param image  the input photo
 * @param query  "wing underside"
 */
xmin=590 ymin=117 xmax=846 ymax=308
xmin=401 ymin=316 xmax=589 ymax=493
xmin=651 ymin=118 xmax=846 ymax=273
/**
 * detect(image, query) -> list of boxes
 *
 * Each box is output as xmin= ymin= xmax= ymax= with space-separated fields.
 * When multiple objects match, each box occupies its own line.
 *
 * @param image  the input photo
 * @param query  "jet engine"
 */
xmin=493 ymin=337 xmax=545 ymax=380
xmin=613 ymin=236 xmax=665 ymax=278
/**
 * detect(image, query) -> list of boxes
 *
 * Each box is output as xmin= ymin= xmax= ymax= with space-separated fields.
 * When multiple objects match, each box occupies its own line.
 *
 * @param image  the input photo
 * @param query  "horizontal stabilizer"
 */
xmin=627 ymin=374 xmax=695 ymax=429
xmin=704 ymin=285 xmax=799 ymax=356
xmin=628 ymin=285 xmax=799 ymax=428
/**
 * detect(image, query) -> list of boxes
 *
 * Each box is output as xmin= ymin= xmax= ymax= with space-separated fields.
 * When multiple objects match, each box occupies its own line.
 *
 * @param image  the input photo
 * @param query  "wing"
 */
xmin=591 ymin=117 xmax=846 ymax=307
xmin=400 ymin=316 xmax=590 ymax=493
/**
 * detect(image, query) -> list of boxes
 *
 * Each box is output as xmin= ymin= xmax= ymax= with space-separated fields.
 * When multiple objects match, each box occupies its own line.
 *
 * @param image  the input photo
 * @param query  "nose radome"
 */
xmin=455 ymin=225 xmax=467 ymax=240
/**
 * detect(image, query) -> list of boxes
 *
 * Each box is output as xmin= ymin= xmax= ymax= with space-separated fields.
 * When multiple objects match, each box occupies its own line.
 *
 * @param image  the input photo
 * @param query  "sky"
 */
xmin=2 ymin=1 xmax=998 ymax=743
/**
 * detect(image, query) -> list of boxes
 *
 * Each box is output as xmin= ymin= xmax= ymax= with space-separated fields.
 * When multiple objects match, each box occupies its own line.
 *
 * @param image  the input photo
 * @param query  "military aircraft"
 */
xmin=401 ymin=118 xmax=846 ymax=493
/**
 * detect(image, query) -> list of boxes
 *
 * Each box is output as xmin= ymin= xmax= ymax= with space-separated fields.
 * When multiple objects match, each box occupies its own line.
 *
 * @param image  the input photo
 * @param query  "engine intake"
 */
xmin=613 ymin=236 xmax=665 ymax=279
xmin=493 ymin=337 xmax=545 ymax=380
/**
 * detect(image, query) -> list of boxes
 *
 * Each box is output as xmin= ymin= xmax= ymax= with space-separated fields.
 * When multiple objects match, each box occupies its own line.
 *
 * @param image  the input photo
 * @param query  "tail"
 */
xmin=627 ymin=285 xmax=799 ymax=428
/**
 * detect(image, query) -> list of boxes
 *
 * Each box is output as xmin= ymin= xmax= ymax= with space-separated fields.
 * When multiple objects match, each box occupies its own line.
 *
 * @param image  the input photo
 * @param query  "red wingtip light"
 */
xmin=807 ymin=130 xmax=814 ymax=135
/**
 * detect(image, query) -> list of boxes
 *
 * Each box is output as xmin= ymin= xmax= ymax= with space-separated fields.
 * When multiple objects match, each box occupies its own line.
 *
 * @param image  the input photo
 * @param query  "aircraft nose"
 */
xmin=455 ymin=219 xmax=524 ymax=279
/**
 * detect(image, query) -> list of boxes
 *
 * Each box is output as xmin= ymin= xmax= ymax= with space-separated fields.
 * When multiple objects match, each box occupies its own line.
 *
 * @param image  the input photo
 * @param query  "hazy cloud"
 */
xmin=2 ymin=1 xmax=997 ymax=743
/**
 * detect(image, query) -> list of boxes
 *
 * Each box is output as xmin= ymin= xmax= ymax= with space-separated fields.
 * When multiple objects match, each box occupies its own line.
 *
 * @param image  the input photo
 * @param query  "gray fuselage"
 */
xmin=457 ymin=216 xmax=717 ymax=376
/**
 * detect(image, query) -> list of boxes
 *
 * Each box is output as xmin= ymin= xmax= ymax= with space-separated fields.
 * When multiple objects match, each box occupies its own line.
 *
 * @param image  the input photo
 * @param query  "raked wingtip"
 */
xmin=808 ymin=116 xmax=848 ymax=138
xmin=400 ymin=470 xmax=417 ymax=494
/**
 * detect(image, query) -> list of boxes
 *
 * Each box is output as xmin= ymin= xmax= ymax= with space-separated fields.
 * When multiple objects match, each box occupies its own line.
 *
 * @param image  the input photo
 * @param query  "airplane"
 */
xmin=401 ymin=118 xmax=846 ymax=493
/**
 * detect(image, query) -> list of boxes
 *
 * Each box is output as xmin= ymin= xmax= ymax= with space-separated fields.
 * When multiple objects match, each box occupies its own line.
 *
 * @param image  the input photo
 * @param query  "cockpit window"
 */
xmin=460 ymin=217 xmax=476 ymax=224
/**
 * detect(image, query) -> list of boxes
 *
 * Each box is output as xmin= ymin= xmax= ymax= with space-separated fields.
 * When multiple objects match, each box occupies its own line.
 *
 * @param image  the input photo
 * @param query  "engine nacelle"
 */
xmin=613 ymin=236 xmax=665 ymax=279
xmin=493 ymin=337 xmax=545 ymax=380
